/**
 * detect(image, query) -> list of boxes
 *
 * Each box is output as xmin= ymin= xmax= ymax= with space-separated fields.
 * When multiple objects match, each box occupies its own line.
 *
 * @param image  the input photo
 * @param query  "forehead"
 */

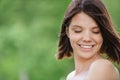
xmin=70 ymin=12 xmax=98 ymax=28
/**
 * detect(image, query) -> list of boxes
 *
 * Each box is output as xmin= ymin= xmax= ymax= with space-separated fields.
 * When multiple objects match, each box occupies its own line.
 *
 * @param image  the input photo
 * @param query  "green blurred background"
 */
xmin=0 ymin=0 xmax=119 ymax=80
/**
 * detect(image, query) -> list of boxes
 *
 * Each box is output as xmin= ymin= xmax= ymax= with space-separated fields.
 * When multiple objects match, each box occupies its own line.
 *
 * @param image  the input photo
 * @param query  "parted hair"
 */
xmin=57 ymin=0 xmax=120 ymax=64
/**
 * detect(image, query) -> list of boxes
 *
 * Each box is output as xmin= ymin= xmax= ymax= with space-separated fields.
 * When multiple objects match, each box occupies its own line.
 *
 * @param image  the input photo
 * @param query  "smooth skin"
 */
xmin=66 ymin=12 xmax=119 ymax=80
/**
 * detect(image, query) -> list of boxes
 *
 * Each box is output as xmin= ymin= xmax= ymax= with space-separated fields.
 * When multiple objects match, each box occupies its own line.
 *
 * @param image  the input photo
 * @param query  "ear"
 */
xmin=66 ymin=27 xmax=70 ymax=38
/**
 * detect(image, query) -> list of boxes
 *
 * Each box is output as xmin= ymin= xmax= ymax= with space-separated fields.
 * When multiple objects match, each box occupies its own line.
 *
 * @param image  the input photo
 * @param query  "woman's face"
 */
xmin=66 ymin=12 xmax=103 ymax=59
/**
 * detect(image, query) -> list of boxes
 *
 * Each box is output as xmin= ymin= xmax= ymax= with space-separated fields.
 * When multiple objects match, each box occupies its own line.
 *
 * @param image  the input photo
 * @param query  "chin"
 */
xmin=75 ymin=52 xmax=98 ymax=60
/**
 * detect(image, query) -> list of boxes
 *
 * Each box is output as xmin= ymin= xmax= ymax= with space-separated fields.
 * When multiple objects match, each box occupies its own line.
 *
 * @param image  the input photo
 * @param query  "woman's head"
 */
xmin=57 ymin=0 xmax=120 ymax=63
xmin=66 ymin=12 xmax=103 ymax=60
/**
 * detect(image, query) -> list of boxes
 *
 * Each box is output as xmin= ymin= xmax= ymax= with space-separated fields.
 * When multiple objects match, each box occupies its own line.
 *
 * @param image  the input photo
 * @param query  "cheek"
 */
xmin=69 ymin=33 xmax=78 ymax=47
xmin=96 ymin=35 xmax=103 ymax=46
xmin=69 ymin=35 xmax=76 ymax=45
xmin=69 ymin=33 xmax=80 ymax=42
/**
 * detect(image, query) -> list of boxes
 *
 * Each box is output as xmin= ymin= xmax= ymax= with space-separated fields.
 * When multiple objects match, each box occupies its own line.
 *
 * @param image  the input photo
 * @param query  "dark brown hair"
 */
xmin=57 ymin=0 xmax=120 ymax=64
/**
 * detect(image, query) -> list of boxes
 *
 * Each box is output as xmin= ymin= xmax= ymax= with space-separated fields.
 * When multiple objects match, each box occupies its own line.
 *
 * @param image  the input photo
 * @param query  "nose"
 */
xmin=82 ymin=31 xmax=92 ymax=43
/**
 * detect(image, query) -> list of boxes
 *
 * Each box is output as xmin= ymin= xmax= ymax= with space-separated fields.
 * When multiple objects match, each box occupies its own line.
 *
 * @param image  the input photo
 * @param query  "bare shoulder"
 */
xmin=86 ymin=59 xmax=120 ymax=80
xmin=66 ymin=71 xmax=75 ymax=80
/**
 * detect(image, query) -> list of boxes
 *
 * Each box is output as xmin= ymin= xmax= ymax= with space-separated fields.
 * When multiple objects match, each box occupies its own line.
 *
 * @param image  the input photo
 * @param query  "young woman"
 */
xmin=57 ymin=0 xmax=120 ymax=80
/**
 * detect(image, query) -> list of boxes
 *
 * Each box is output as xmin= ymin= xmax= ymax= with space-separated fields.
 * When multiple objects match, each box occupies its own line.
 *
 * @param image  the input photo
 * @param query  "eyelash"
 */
xmin=74 ymin=30 xmax=100 ymax=34
xmin=92 ymin=31 xmax=100 ymax=34
xmin=74 ymin=30 xmax=82 ymax=33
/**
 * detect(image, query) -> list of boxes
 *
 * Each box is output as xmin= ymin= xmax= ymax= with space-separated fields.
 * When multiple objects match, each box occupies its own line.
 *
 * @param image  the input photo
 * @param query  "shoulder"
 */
xmin=86 ymin=59 xmax=120 ymax=80
xmin=66 ymin=71 xmax=75 ymax=80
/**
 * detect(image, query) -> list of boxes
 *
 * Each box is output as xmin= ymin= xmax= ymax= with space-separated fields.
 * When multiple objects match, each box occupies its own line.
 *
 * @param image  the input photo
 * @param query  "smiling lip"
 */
xmin=78 ymin=44 xmax=94 ymax=51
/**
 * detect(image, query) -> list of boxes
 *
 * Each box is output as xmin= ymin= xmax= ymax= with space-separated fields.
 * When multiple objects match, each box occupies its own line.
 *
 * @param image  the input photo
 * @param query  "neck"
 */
xmin=74 ymin=54 xmax=102 ymax=75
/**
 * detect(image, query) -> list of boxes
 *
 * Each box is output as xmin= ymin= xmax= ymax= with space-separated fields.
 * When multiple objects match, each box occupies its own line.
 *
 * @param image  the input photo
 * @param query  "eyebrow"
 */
xmin=70 ymin=25 xmax=82 ymax=28
xmin=92 ymin=26 xmax=100 ymax=29
xmin=71 ymin=24 xmax=99 ymax=29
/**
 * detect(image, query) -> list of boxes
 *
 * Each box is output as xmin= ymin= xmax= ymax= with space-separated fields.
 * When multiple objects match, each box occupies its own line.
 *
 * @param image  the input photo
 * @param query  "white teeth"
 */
xmin=80 ymin=45 xmax=93 ymax=48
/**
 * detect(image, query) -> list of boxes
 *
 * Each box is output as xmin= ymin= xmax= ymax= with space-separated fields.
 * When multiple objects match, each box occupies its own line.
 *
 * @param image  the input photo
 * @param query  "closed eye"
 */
xmin=93 ymin=31 xmax=100 ymax=34
xmin=92 ymin=27 xmax=101 ymax=34
xmin=74 ymin=30 xmax=82 ymax=33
